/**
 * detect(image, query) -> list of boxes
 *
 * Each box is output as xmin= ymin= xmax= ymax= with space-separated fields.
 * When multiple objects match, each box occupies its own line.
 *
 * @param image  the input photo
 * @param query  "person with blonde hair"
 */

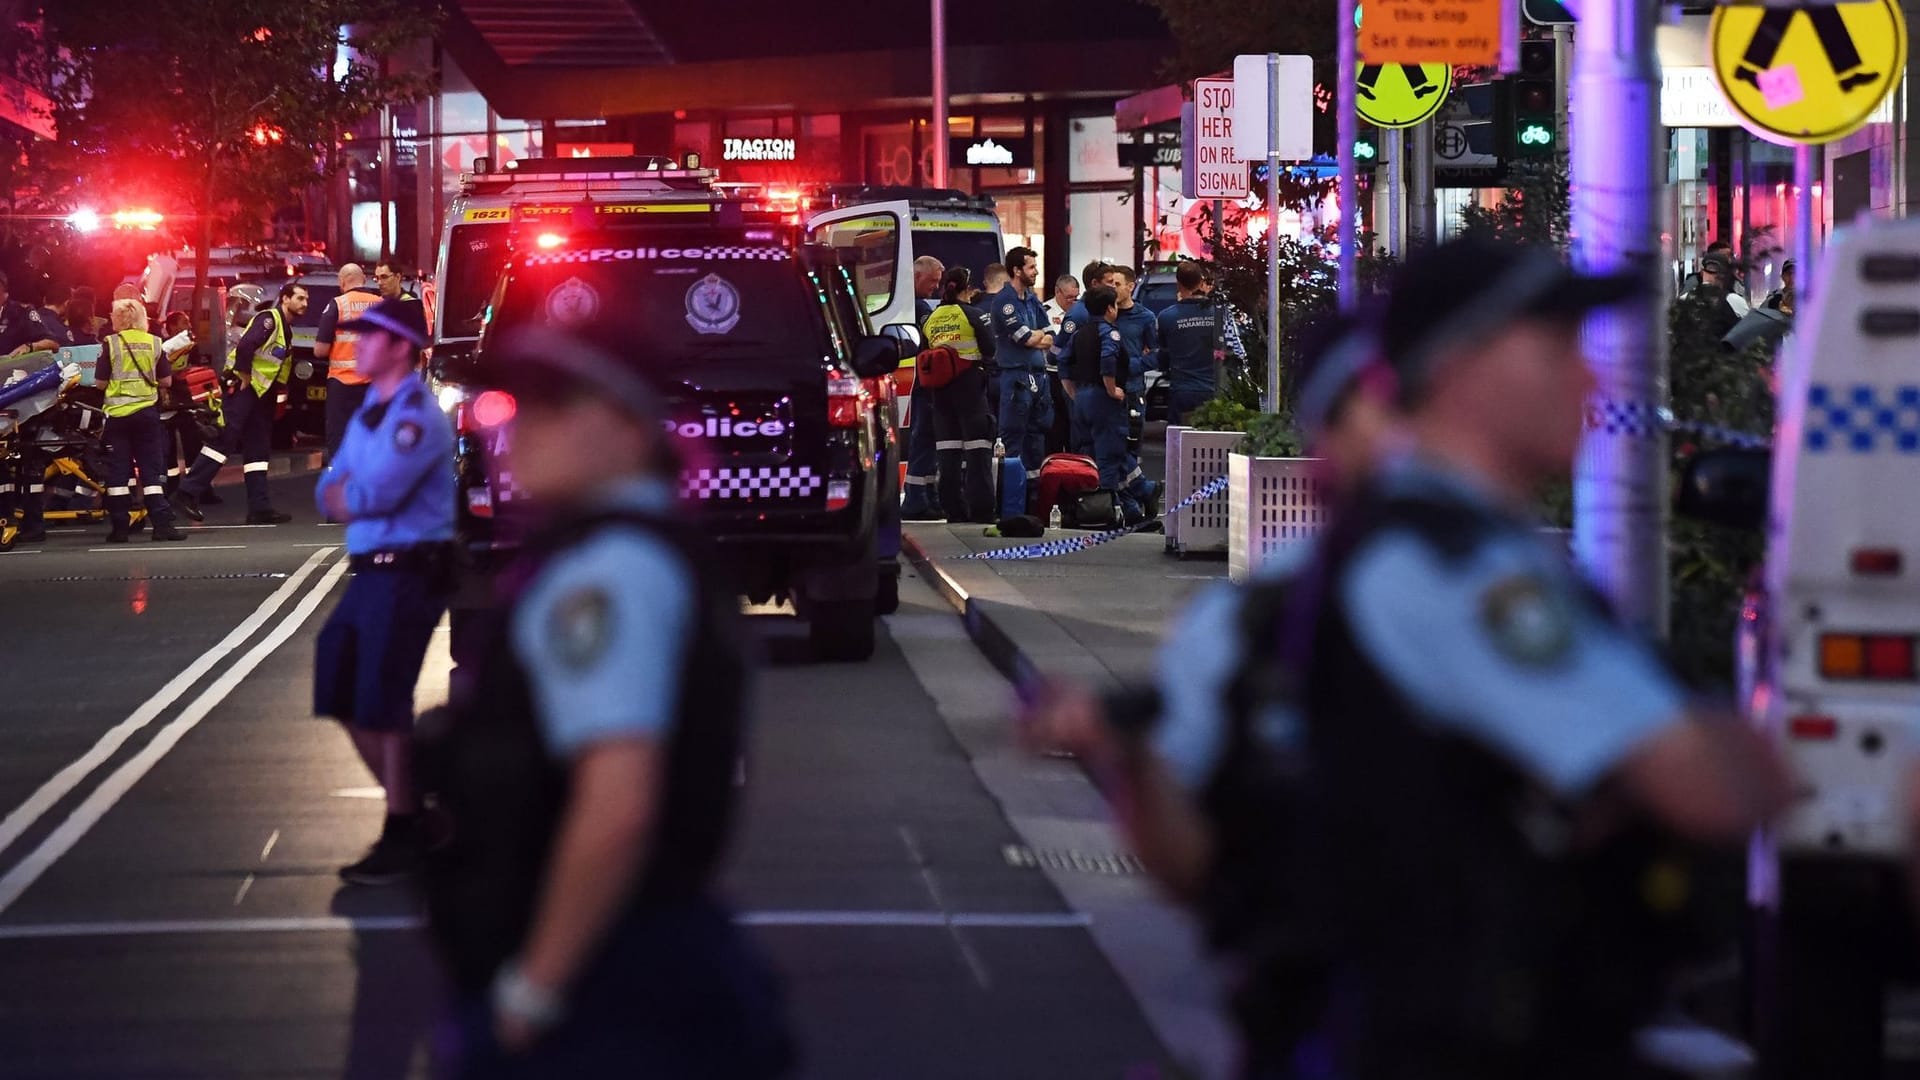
xmin=97 ymin=297 xmax=184 ymax=542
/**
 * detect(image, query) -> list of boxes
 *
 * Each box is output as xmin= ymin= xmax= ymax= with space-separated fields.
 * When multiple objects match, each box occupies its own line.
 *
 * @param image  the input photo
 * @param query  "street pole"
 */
xmin=1571 ymin=0 xmax=1667 ymax=632
xmin=1336 ymin=0 xmax=1358 ymax=310
xmin=1385 ymin=126 xmax=1404 ymax=256
xmin=930 ymin=0 xmax=949 ymax=187
xmin=1266 ymin=52 xmax=1283 ymax=412
xmin=1795 ymin=144 xmax=1817 ymax=304
xmin=1212 ymin=198 xmax=1226 ymax=394
xmin=1409 ymin=119 xmax=1435 ymax=246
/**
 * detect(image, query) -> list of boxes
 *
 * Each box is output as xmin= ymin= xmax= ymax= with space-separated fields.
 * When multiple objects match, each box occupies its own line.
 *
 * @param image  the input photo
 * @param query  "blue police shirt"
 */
xmin=1157 ymin=297 xmax=1220 ymax=394
xmin=1338 ymin=459 xmax=1687 ymax=796
xmin=313 ymin=375 xmax=455 ymax=554
xmin=510 ymin=477 xmax=694 ymax=758
xmin=1051 ymin=299 xmax=1091 ymax=374
xmin=1115 ymin=303 xmax=1158 ymax=392
xmin=989 ymin=283 xmax=1051 ymax=373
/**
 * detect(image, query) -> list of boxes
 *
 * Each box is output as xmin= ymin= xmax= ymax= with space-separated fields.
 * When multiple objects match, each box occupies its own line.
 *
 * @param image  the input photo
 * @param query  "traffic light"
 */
xmin=1497 ymin=39 xmax=1559 ymax=160
xmin=1354 ymin=124 xmax=1379 ymax=164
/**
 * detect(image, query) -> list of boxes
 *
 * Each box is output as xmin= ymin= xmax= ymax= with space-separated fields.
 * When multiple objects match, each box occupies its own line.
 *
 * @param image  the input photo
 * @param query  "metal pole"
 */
xmin=1212 ymin=198 xmax=1226 ymax=394
xmin=1266 ymin=52 xmax=1283 ymax=412
xmin=1795 ymin=144 xmax=1816 ymax=304
xmin=1409 ymin=120 xmax=1435 ymax=246
xmin=1385 ymin=126 xmax=1403 ymax=257
xmin=1336 ymin=0 xmax=1358 ymax=309
xmin=930 ymin=0 xmax=949 ymax=188
xmin=1571 ymin=0 xmax=1667 ymax=632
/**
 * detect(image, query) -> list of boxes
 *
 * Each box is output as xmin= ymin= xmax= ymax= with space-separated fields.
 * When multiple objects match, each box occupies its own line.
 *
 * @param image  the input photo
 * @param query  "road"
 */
xmin=0 ymin=475 xmax=1179 ymax=1079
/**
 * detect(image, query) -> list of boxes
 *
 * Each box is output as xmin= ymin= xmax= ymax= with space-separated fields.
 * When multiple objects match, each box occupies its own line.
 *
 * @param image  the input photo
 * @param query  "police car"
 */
xmin=1681 ymin=217 xmax=1920 ymax=1069
xmin=433 ymin=159 xmax=907 ymax=662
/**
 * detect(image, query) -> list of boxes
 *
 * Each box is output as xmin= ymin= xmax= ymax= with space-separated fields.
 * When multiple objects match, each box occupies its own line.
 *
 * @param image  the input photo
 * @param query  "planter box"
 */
xmin=1228 ymin=452 xmax=1327 ymax=583
xmin=1164 ymin=427 xmax=1247 ymax=556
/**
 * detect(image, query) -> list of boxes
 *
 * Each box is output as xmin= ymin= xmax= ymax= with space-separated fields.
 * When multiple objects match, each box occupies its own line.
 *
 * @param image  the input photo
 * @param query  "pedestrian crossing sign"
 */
xmin=1357 ymin=63 xmax=1454 ymax=129
xmin=1710 ymin=0 xmax=1907 ymax=145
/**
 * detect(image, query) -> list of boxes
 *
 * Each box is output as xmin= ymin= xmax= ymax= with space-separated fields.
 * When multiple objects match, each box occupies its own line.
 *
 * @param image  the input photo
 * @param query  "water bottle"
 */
xmin=1048 ymin=503 xmax=1063 ymax=531
xmin=993 ymin=438 xmax=1006 ymax=463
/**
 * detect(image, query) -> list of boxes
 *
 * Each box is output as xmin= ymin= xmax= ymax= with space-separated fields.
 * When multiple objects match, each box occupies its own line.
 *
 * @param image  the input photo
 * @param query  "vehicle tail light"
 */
xmin=1787 ymin=714 xmax=1839 ymax=740
xmin=1819 ymin=633 xmax=1918 ymax=681
xmin=535 ymin=232 xmax=566 ymax=250
xmin=827 ymin=373 xmax=867 ymax=428
xmin=1851 ymin=548 xmax=1903 ymax=576
xmin=466 ymin=484 xmax=494 ymax=519
xmin=826 ymin=479 xmax=852 ymax=511
xmin=472 ymin=389 xmax=517 ymax=429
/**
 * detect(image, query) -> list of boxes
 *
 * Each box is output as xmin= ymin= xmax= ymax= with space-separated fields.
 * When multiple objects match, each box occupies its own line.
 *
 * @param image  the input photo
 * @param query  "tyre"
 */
xmin=874 ymin=567 xmax=900 ymax=616
xmin=809 ymin=597 xmax=876 ymax=662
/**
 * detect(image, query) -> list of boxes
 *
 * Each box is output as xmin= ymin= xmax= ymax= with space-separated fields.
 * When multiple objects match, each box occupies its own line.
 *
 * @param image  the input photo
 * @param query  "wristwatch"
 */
xmin=491 ymin=961 xmax=566 ymax=1031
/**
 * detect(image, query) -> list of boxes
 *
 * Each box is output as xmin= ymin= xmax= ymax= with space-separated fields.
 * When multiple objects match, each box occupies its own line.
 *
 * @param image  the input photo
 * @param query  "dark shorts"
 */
xmin=315 ymin=567 xmax=448 ymax=732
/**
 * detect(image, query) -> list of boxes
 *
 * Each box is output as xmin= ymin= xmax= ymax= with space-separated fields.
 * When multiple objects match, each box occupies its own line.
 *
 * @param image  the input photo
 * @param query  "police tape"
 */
xmin=960 ymin=476 xmax=1233 ymax=561
xmin=1589 ymin=399 xmax=1773 ymax=452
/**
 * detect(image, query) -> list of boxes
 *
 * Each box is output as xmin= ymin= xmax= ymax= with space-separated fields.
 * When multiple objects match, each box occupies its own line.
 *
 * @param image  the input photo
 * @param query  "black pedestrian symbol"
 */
xmin=1735 ymin=5 xmax=1880 ymax=93
xmin=1359 ymin=64 xmax=1439 ymax=102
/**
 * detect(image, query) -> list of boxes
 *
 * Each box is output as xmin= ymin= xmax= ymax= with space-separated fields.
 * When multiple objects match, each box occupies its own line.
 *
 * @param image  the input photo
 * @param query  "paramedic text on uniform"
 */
xmin=173 ymin=282 xmax=308 ymax=524
xmin=312 ymin=297 xmax=453 ymax=886
xmin=990 ymin=246 xmax=1056 ymax=472
xmin=313 ymin=263 xmax=383 ymax=463
xmin=98 ymin=298 xmax=185 ymax=543
xmin=422 ymin=317 xmax=793 ymax=1076
xmin=1298 ymin=238 xmax=1792 ymax=1078
xmin=1157 ymin=263 xmax=1225 ymax=425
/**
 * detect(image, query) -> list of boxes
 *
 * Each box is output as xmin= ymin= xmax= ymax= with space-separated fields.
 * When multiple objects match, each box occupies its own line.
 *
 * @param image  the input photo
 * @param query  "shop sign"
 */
xmin=723 ymin=137 xmax=797 ymax=162
xmin=1118 ymin=139 xmax=1182 ymax=168
xmin=949 ymin=136 xmax=1033 ymax=168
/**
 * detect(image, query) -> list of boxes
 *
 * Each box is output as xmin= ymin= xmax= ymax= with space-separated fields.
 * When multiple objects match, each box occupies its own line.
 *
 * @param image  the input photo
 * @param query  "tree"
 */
xmin=36 ymin=0 xmax=438 ymax=316
xmin=1143 ymin=0 xmax=1333 ymax=82
xmin=1457 ymin=160 xmax=1570 ymax=250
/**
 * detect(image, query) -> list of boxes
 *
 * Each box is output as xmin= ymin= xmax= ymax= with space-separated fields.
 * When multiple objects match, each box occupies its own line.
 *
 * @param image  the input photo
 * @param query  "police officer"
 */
xmin=989 ymin=246 xmax=1054 ymax=471
xmin=1297 ymin=239 xmax=1791 ymax=1079
xmin=1158 ymin=262 xmax=1224 ymax=425
xmin=1069 ymin=286 xmax=1157 ymax=523
xmin=96 ymin=298 xmax=186 ymax=543
xmin=421 ymin=317 xmax=792 ymax=1077
xmin=313 ymin=263 xmax=383 ymax=462
xmin=1053 ymin=260 xmax=1112 ymax=454
xmin=173 ymin=282 xmax=308 ymax=524
xmin=313 ymin=298 xmax=453 ymax=885
xmin=921 ymin=266 xmax=999 ymax=522
xmin=901 ymin=255 xmax=946 ymax=520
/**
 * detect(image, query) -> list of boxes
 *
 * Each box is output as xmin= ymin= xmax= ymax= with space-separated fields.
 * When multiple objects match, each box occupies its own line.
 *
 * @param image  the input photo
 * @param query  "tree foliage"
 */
xmin=1142 ymin=0 xmax=1335 ymax=80
xmin=1457 ymin=161 xmax=1570 ymax=250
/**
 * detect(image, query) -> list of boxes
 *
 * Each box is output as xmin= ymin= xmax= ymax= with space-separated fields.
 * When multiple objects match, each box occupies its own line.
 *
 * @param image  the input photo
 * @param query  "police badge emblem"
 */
xmin=544 ymin=277 xmax=600 ymax=327
xmin=549 ymin=587 xmax=613 ymax=669
xmin=685 ymin=273 xmax=742 ymax=335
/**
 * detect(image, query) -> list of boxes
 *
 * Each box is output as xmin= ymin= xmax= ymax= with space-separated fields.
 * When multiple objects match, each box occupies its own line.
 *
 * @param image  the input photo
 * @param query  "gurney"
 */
xmin=0 ymin=349 xmax=134 ymax=549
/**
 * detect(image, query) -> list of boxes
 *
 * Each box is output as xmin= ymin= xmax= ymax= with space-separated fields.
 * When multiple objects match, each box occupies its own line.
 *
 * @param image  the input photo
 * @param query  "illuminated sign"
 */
xmin=556 ymin=141 xmax=636 ymax=158
xmin=949 ymin=135 xmax=1034 ymax=169
xmin=723 ymin=137 xmax=796 ymax=162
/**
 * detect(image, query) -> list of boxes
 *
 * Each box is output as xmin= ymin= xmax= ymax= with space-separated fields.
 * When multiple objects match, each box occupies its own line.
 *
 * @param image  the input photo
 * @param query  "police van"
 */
xmin=432 ymin=158 xmax=909 ymax=662
xmin=1683 ymin=217 xmax=1920 ymax=1070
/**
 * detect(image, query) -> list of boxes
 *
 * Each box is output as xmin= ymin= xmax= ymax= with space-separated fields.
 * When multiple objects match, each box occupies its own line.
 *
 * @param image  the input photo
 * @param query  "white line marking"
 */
xmin=0 ymin=911 xmax=1092 ymax=940
xmin=0 ymin=550 xmax=41 ymax=556
xmin=291 ymin=543 xmax=336 ymax=548
xmin=0 ymin=548 xmax=335 ymax=865
xmin=329 ymin=787 xmax=386 ymax=800
xmin=180 ymin=525 xmax=279 ymax=530
xmin=0 ymin=558 xmax=348 ymax=915
xmin=259 ymin=830 xmax=279 ymax=862
xmin=86 ymin=545 xmax=247 ymax=553
xmin=231 ymin=874 xmax=253 ymax=907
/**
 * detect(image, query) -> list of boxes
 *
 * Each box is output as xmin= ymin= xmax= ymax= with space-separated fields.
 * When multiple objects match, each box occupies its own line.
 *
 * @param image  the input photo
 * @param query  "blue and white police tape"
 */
xmin=961 ymin=476 xmax=1233 ymax=561
xmin=1589 ymin=398 xmax=1772 ymax=451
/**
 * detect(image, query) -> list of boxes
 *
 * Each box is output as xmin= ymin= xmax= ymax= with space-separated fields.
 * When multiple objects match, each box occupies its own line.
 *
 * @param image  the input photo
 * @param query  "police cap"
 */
xmin=337 ymin=297 xmax=430 ymax=349
xmin=485 ymin=314 xmax=664 ymax=424
xmin=1381 ymin=238 xmax=1643 ymax=400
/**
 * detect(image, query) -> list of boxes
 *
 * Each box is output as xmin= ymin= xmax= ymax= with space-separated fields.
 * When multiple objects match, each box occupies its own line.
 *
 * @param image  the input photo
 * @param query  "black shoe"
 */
xmin=1734 ymin=64 xmax=1762 ymax=88
xmin=1838 ymin=70 xmax=1881 ymax=92
xmin=151 ymin=522 xmax=187 ymax=542
xmin=201 ymin=490 xmax=224 ymax=506
xmin=339 ymin=835 xmax=422 ymax=886
xmin=104 ymin=529 xmax=128 ymax=544
xmin=246 ymin=509 xmax=293 ymax=525
xmin=172 ymin=492 xmax=204 ymax=523
xmin=1413 ymin=83 xmax=1439 ymax=99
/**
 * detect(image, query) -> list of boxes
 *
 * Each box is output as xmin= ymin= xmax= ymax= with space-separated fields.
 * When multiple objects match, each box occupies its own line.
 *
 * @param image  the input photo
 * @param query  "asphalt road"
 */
xmin=0 ymin=475 xmax=1174 ymax=1079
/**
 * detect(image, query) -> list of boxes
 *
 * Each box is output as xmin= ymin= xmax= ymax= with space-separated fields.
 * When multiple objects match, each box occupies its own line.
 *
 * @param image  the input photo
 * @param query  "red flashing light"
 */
xmin=112 ymin=209 xmax=163 ymax=230
xmin=1851 ymin=548 xmax=1903 ymax=576
xmin=535 ymin=232 xmax=566 ymax=250
xmin=472 ymin=390 xmax=517 ymax=429
xmin=1787 ymin=715 xmax=1839 ymax=740
xmin=826 ymin=374 xmax=867 ymax=428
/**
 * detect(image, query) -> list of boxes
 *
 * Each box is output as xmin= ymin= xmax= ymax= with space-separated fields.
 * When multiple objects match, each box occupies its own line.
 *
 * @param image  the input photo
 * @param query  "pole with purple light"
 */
xmin=930 ymin=0 xmax=949 ymax=187
xmin=1337 ymin=0 xmax=1359 ymax=310
xmin=1570 ymin=0 xmax=1668 ymax=631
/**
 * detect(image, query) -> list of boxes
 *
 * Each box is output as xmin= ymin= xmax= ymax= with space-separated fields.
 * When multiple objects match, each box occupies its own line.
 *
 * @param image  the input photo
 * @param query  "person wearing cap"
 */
xmin=314 ymin=263 xmax=384 ymax=463
xmin=173 ymin=282 xmax=309 ymax=524
xmin=313 ymin=296 xmax=453 ymax=885
xmin=1293 ymin=238 xmax=1791 ymax=1078
xmin=419 ymin=317 xmax=793 ymax=1076
xmin=1022 ymin=309 xmax=1399 ymax=1080
xmin=1764 ymin=258 xmax=1796 ymax=314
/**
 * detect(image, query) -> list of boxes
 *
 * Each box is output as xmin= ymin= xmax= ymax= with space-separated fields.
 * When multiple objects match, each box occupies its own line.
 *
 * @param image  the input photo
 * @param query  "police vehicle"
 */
xmin=1681 ymin=217 xmax=1920 ymax=1070
xmin=433 ymin=158 xmax=907 ymax=662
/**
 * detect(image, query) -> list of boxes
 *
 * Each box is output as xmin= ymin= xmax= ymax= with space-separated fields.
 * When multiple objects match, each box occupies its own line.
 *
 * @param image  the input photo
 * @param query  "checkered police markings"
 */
xmin=681 ymin=466 xmax=822 ymax=500
xmin=1804 ymin=384 xmax=1920 ymax=453
xmin=523 ymin=245 xmax=790 ymax=266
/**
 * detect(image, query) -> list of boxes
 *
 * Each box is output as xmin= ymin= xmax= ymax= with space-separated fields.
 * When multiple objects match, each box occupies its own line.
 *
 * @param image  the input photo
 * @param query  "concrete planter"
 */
xmin=1164 ymin=427 xmax=1247 ymax=556
xmin=1227 ymin=452 xmax=1327 ymax=583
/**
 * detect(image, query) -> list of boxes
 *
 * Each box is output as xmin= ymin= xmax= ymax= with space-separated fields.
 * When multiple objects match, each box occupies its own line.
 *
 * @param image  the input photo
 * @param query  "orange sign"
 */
xmin=1359 ymin=0 xmax=1503 ymax=65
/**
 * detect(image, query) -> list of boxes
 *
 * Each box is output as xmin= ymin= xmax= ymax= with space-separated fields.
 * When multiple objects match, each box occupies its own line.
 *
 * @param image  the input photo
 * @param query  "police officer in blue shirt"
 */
xmin=1296 ymin=239 xmax=1791 ymax=1079
xmin=1158 ymin=262 xmax=1226 ymax=425
xmin=313 ymin=297 xmax=455 ymax=886
xmin=420 ymin=317 xmax=792 ymax=1077
xmin=989 ymin=246 xmax=1055 ymax=471
xmin=1110 ymin=265 xmax=1158 ymax=441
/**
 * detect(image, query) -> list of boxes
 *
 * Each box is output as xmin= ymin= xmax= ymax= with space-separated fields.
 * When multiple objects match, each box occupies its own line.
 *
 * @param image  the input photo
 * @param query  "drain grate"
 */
xmin=1003 ymin=844 xmax=1145 ymax=876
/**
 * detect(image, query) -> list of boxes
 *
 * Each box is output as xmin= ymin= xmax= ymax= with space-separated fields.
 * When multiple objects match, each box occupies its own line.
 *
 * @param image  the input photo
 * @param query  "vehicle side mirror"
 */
xmin=851 ymin=335 xmax=902 ymax=380
xmin=880 ymin=323 xmax=922 ymax=350
xmin=1675 ymin=447 xmax=1772 ymax=530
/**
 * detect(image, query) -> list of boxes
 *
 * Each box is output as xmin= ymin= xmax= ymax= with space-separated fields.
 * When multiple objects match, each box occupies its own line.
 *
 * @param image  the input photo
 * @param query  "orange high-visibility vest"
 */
xmin=326 ymin=288 xmax=381 ymax=386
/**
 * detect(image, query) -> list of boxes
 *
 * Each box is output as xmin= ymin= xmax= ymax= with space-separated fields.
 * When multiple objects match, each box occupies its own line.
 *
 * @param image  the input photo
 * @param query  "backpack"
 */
xmin=914 ymin=344 xmax=969 ymax=390
xmin=1033 ymin=454 xmax=1116 ymax=528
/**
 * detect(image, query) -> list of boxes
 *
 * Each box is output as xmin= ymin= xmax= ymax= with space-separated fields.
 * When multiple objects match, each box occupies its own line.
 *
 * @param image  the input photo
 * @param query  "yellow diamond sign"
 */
xmin=1710 ymin=0 xmax=1908 ymax=145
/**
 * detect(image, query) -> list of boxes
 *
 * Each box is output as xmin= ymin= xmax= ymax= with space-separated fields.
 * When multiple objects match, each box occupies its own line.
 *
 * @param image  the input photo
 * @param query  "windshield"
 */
xmin=441 ymin=222 xmax=513 ymax=342
xmin=290 ymin=283 xmax=341 ymax=328
xmin=911 ymin=225 xmax=1002 ymax=288
xmin=489 ymin=227 xmax=824 ymax=368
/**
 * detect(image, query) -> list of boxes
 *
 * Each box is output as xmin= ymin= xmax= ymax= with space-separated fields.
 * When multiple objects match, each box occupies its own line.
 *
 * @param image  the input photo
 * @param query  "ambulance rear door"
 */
xmin=1766 ymin=218 xmax=1920 ymax=859
xmin=807 ymin=201 xmax=917 ymax=334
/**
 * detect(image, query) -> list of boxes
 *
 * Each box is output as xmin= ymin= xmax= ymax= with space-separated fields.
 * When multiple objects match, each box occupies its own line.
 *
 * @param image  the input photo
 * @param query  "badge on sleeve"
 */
xmin=1480 ymin=575 xmax=1573 ymax=666
xmin=1062 ymin=319 xmax=1077 ymax=334
xmin=1002 ymin=303 xmax=1016 ymax=315
xmin=394 ymin=421 xmax=423 ymax=451
xmin=548 ymin=587 xmax=613 ymax=669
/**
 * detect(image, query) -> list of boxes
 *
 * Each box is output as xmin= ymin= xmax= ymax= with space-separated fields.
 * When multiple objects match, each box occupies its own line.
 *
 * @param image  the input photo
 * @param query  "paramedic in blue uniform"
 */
xmin=313 ymin=297 xmax=454 ymax=886
xmin=1052 ymin=261 xmax=1109 ymax=454
xmin=989 ymin=246 xmax=1055 ymax=471
xmin=422 ymin=317 xmax=792 ymax=1078
xmin=1158 ymin=262 xmax=1225 ymax=425
xmin=173 ymin=282 xmax=308 ymax=524
xmin=901 ymin=256 xmax=946 ymax=520
xmin=1296 ymin=239 xmax=1792 ymax=1079
xmin=1112 ymin=265 xmax=1158 ymax=441
xmin=1069 ymin=285 xmax=1158 ymax=523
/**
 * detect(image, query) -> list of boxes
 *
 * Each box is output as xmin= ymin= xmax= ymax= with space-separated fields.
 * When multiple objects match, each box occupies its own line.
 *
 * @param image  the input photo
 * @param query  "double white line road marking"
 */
xmin=0 ymin=547 xmax=346 ymax=916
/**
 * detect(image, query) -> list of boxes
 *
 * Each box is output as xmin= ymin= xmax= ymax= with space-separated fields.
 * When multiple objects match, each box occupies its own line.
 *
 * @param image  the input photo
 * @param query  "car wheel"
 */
xmin=875 ymin=567 xmax=900 ymax=616
xmin=810 ymin=598 xmax=877 ymax=662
